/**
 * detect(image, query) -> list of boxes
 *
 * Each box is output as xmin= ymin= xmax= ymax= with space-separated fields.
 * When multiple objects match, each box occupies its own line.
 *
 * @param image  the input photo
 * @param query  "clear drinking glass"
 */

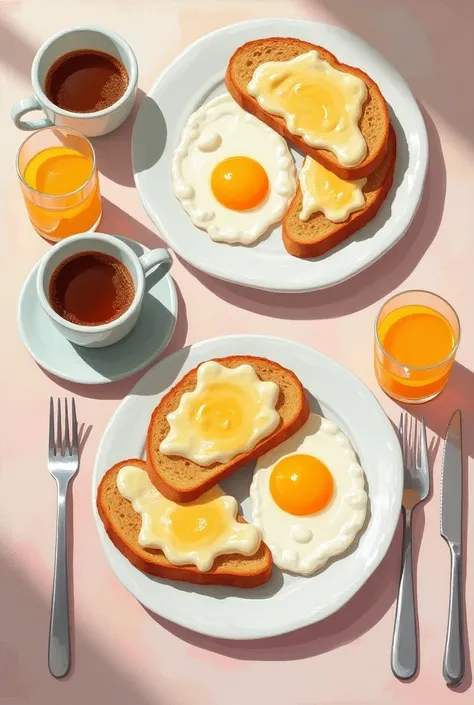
xmin=17 ymin=127 xmax=102 ymax=242
xmin=374 ymin=290 xmax=460 ymax=404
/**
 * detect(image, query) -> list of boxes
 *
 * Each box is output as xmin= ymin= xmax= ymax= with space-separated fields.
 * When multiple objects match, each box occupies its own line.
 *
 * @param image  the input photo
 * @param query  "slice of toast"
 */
xmin=226 ymin=37 xmax=390 ymax=180
xmin=97 ymin=459 xmax=273 ymax=587
xmin=282 ymin=125 xmax=396 ymax=258
xmin=146 ymin=355 xmax=310 ymax=503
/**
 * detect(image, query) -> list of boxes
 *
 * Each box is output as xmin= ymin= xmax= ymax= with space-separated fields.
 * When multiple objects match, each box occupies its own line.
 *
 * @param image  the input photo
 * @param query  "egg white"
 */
xmin=171 ymin=92 xmax=296 ymax=245
xmin=250 ymin=413 xmax=368 ymax=576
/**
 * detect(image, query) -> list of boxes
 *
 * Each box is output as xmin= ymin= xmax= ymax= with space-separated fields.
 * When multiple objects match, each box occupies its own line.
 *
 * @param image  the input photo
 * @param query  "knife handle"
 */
xmin=443 ymin=545 xmax=464 ymax=686
xmin=391 ymin=509 xmax=418 ymax=680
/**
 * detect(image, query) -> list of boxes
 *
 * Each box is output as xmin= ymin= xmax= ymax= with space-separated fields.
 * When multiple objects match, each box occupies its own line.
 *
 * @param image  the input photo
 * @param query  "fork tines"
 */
xmin=49 ymin=397 xmax=78 ymax=458
xmin=398 ymin=412 xmax=429 ymax=489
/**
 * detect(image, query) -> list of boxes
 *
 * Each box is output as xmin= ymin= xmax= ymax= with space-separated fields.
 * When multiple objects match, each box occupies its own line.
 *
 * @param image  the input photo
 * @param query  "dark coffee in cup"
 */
xmin=45 ymin=49 xmax=129 ymax=113
xmin=49 ymin=251 xmax=135 ymax=326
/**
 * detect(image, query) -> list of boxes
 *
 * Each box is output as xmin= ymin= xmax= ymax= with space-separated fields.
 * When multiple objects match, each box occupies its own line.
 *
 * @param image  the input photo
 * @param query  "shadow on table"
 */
xmin=100 ymin=198 xmax=167 ymax=248
xmin=0 ymin=550 xmax=161 ymax=704
xmin=0 ymin=414 xmax=161 ymax=703
xmin=92 ymin=88 xmax=145 ymax=188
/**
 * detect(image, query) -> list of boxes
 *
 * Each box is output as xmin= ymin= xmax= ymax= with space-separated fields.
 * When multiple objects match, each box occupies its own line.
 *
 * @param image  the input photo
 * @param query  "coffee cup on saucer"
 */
xmin=36 ymin=233 xmax=172 ymax=348
xmin=11 ymin=26 xmax=138 ymax=137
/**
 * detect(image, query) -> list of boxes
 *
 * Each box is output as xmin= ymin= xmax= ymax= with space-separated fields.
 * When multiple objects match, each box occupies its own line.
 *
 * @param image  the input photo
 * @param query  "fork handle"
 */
xmin=48 ymin=479 xmax=71 ymax=678
xmin=391 ymin=509 xmax=418 ymax=679
xmin=443 ymin=545 xmax=464 ymax=686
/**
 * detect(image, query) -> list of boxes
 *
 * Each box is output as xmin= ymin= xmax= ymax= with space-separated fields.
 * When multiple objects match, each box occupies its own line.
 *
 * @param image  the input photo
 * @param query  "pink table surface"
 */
xmin=1 ymin=1 xmax=473 ymax=703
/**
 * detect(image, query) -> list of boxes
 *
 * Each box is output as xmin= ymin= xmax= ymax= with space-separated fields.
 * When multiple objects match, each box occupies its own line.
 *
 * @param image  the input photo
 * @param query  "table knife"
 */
xmin=440 ymin=409 xmax=465 ymax=687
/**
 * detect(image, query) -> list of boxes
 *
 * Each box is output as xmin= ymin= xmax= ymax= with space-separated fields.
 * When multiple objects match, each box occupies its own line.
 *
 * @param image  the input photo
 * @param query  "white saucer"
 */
xmin=18 ymin=237 xmax=178 ymax=385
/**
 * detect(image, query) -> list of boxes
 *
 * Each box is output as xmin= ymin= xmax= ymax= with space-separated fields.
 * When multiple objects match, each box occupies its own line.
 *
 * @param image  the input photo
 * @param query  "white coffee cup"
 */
xmin=37 ymin=233 xmax=172 ymax=348
xmin=11 ymin=26 xmax=138 ymax=137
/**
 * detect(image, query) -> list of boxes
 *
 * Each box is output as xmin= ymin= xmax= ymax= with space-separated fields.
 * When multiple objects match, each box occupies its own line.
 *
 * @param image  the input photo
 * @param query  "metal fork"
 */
xmin=48 ymin=397 xmax=79 ymax=679
xmin=391 ymin=413 xmax=429 ymax=680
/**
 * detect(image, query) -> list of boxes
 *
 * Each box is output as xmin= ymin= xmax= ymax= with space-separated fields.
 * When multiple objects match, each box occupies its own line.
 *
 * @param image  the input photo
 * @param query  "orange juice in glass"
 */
xmin=375 ymin=291 xmax=460 ymax=404
xmin=17 ymin=127 xmax=101 ymax=241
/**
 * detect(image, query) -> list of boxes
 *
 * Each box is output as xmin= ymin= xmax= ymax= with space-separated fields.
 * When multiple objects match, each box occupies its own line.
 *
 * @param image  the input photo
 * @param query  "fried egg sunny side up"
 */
xmin=171 ymin=92 xmax=296 ymax=245
xmin=250 ymin=413 xmax=368 ymax=576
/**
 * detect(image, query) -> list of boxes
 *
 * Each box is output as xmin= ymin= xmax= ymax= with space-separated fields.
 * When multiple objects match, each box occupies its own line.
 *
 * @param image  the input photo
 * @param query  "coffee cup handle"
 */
xmin=11 ymin=96 xmax=53 ymax=131
xmin=138 ymin=248 xmax=173 ymax=277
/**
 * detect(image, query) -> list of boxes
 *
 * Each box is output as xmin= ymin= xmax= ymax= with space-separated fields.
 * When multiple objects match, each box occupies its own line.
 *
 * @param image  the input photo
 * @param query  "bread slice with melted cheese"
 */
xmin=282 ymin=125 xmax=396 ymax=258
xmin=97 ymin=459 xmax=273 ymax=588
xmin=146 ymin=355 xmax=310 ymax=503
xmin=226 ymin=37 xmax=390 ymax=180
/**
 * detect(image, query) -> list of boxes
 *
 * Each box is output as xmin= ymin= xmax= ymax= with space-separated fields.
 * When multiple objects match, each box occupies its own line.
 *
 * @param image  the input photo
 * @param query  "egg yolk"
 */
xmin=270 ymin=454 xmax=334 ymax=516
xmin=168 ymin=502 xmax=227 ymax=549
xmin=211 ymin=156 xmax=269 ymax=210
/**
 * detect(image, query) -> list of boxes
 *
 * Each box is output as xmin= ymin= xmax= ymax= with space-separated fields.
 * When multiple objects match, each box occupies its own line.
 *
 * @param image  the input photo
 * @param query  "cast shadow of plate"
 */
xmin=133 ymin=96 xmax=168 ymax=175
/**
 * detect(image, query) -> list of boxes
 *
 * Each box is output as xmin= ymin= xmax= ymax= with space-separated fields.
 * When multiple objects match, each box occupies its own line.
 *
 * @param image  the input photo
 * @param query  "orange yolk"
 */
xmin=378 ymin=305 xmax=455 ymax=367
xmin=211 ymin=156 xmax=269 ymax=210
xmin=270 ymin=454 xmax=334 ymax=516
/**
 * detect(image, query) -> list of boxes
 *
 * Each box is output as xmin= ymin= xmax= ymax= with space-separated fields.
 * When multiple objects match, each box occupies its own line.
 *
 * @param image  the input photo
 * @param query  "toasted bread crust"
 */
xmin=146 ymin=355 xmax=310 ymax=503
xmin=97 ymin=459 xmax=273 ymax=588
xmin=282 ymin=126 xmax=396 ymax=258
xmin=226 ymin=37 xmax=390 ymax=179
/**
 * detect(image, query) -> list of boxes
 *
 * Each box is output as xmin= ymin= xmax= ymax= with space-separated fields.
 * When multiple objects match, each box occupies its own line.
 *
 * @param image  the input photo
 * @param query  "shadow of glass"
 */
xmin=132 ymin=95 xmax=168 ymax=175
xmin=92 ymin=88 xmax=147 ymax=188
xmin=100 ymin=197 xmax=167 ymax=250
xmin=403 ymin=362 xmax=474 ymax=463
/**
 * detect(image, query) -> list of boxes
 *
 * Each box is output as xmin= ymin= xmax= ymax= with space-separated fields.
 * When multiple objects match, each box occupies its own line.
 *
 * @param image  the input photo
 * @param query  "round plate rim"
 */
xmin=92 ymin=333 xmax=403 ymax=639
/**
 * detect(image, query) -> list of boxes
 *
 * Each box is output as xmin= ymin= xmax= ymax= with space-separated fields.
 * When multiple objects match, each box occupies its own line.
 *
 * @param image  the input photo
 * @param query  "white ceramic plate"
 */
xmin=92 ymin=335 xmax=402 ymax=639
xmin=17 ymin=237 xmax=177 ymax=385
xmin=132 ymin=19 xmax=428 ymax=293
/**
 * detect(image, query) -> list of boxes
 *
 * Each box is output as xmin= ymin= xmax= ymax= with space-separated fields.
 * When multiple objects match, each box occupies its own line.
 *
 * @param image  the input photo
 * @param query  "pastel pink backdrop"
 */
xmin=1 ymin=1 xmax=472 ymax=704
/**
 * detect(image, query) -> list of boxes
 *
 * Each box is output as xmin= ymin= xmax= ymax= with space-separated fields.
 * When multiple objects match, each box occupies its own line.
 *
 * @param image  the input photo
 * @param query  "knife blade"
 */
xmin=440 ymin=409 xmax=464 ymax=687
xmin=440 ymin=410 xmax=463 ymax=546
